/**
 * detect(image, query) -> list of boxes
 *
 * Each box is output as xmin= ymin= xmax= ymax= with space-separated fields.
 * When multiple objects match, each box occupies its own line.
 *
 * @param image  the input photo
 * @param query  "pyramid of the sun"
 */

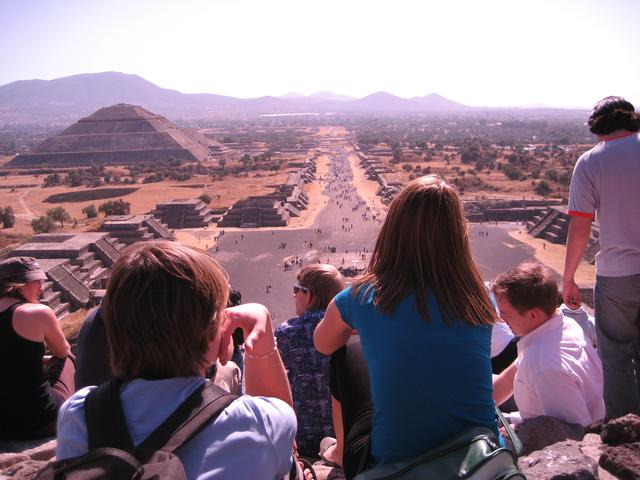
xmin=8 ymin=104 xmax=210 ymax=167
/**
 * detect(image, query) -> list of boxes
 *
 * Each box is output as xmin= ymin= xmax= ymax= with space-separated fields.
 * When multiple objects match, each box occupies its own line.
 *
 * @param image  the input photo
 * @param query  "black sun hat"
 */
xmin=0 ymin=257 xmax=47 ymax=283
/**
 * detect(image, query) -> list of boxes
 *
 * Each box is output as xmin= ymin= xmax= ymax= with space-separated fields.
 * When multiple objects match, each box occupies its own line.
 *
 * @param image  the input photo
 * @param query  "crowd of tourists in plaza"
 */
xmin=0 ymin=96 xmax=638 ymax=479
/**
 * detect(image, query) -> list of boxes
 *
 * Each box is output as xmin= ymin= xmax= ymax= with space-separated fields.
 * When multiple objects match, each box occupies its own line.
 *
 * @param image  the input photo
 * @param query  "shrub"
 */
xmin=0 ymin=206 xmax=15 ymax=228
xmin=82 ymin=204 xmax=98 ymax=218
xmin=99 ymin=199 xmax=131 ymax=216
xmin=535 ymin=180 xmax=551 ymax=197
xmin=31 ymin=215 xmax=56 ymax=233
xmin=198 ymin=193 xmax=212 ymax=204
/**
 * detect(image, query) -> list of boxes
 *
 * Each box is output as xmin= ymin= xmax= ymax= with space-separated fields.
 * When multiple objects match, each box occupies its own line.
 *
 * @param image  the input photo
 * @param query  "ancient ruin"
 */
xmin=526 ymin=206 xmax=600 ymax=263
xmin=8 ymin=233 xmax=125 ymax=317
xmin=7 ymin=104 xmax=211 ymax=167
xmin=101 ymin=214 xmax=176 ymax=244
xmin=151 ymin=199 xmax=216 ymax=229
xmin=218 ymin=158 xmax=316 ymax=228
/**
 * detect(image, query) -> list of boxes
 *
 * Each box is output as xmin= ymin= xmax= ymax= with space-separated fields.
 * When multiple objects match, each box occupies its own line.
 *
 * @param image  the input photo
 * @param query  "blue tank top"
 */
xmin=334 ymin=286 xmax=497 ymax=465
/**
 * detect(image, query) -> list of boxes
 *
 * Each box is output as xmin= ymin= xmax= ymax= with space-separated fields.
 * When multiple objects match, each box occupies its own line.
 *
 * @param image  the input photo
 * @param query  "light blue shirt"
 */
xmin=56 ymin=377 xmax=296 ymax=480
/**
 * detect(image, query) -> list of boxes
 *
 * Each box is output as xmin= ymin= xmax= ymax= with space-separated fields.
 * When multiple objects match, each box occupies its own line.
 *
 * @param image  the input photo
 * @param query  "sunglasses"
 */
xmin=293 ymin=284 xmax=310 ymax=294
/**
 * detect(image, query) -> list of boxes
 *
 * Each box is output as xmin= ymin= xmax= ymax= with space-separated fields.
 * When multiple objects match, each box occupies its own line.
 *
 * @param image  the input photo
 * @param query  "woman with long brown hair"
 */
xmin=314 ymin=175 xmax=498 ymax=478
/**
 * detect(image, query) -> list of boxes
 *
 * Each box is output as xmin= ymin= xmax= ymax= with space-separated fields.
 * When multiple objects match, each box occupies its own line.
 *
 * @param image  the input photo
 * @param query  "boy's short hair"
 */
xmin=297 ymin=264 xmax=345 ymax=311
xmin=491 ymin=262 xmax=558 ymax=317
xmin=104 ymin=241 xmax=229 ymax=380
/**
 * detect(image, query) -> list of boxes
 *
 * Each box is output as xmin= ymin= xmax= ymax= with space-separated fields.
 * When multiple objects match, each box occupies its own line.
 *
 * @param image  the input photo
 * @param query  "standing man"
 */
xmin=563 ymin=96 xmax=640 ymax=420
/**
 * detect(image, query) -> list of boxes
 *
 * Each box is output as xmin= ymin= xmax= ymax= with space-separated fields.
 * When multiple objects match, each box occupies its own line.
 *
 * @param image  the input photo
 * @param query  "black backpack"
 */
xmin=35 ymin=379 xmax=238 ymax=480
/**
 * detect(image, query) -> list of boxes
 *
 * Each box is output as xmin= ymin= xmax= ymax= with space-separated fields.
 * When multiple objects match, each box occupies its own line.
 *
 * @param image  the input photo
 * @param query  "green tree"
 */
xmin=535 ymin=180 xmax=551 ymax=197
xmin=1 ymin=206 xmax=16 ymax=228
xmin=99 ymin=199 xmax=131 ymax=216
xmin=198 ymin=193 xmax=212 ymax=204
xmin=67 ymin=170 xmax=83 ymax=187
xmin=31 ymin=215 xmax=56 ymax=233
xmin=82 ymin=204 xmax=98 ymax=218
xmin=43 ymin=173 xmax=62 ymax=187
xmin=47 ymin=207 xmax=71 ymax=227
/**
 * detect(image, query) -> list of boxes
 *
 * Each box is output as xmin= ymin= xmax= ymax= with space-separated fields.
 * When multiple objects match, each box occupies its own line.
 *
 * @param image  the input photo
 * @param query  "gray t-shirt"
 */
xmin=568 ymin=132 xmax=640 ymax=276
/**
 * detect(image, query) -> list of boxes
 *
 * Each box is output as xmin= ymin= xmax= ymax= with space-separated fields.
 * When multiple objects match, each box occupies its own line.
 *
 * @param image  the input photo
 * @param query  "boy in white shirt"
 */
xmin=492 ymin=263 xmax=605 ymax=427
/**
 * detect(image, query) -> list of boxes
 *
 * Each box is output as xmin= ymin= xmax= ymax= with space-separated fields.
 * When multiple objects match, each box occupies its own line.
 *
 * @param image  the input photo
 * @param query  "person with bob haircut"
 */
xmin=0 ymin=256 xmax=75 ymax=440
xmin=55 ymin=241 xmax=297 ymax=479
xmin=314 ymin=175 xmax=499 ymax=478
xmin=492 ymin=263 xmax=604 ymax=427
xmin=563 ymin=96 xmax=640 ymax=420
xmin=275 ymin=264 xmax=345 ymax=458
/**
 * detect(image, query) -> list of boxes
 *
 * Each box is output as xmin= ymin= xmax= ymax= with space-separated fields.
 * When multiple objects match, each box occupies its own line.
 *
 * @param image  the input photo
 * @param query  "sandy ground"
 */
xmin=346 ymin=151 xmax=387 ymax=213
xmin=508 ymin=229 xmax=596 ymax=287
xmin=174 ymin=154 xmax=332 ymax=248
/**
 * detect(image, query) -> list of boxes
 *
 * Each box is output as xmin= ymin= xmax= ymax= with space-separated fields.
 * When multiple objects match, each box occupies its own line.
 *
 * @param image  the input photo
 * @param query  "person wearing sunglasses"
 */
xmin=275 ymin=264 xmax=345 ymax=459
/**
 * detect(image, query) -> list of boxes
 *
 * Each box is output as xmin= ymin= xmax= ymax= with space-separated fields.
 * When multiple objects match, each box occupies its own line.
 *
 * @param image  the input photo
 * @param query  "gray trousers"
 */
xmin=595 ymin=274 xmax=640 ymax=419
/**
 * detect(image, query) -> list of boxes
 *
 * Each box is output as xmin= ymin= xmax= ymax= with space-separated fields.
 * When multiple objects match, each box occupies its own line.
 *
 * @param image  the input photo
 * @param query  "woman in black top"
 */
xmin=0 ymin=257 xmax=75 ymax=439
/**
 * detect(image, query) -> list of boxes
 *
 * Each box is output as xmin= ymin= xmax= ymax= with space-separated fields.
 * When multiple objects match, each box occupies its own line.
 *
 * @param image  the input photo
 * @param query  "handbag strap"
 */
xmin=495 ymin=405 xmax=522 ymax=456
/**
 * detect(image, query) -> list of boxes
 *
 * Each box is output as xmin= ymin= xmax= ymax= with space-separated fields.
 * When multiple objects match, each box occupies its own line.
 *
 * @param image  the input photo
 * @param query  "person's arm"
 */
xmin=313 ymin=300 xmax=354 ymax=355
xmin=32 ymin=304 xmax=72 ymax=358
xmin=562 ymin=216 xmax=593 ymax=308
xmin=492 ymin=361 xmax=517 ymax=406
xmin=220 ymin=303 xmax=292 ymax=406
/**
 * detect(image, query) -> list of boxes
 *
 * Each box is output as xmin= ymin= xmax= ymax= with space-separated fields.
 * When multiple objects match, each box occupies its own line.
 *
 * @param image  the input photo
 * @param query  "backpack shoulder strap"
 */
xmin=137 ymin=382 xmax=238 ymax=456
xmin=85 ymin=378 xmax=136 ymax=453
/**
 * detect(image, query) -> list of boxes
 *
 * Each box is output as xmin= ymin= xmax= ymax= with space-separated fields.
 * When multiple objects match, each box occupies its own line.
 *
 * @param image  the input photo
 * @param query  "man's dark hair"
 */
xmin=588 ymin=96 xmax=639 ymax=135
xmin=491 ymin=262 xmax=558 ymax=317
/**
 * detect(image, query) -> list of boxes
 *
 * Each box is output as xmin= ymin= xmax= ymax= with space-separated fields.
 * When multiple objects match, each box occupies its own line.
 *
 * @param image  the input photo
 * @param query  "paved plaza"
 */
xmin=213 ymin=147 xmax=536 ymax=324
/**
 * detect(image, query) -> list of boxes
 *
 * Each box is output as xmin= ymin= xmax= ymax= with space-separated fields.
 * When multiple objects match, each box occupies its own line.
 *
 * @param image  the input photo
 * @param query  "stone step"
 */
xmin=53 ymin=302 xmax=69 ymax=319
xmin=41 ymin=290 xmax=62 ymax=310
xmin=75 ymin=251 xmax=96 ymax=266
xmin=41 ymin=281 xmax=55 ymax=297
xmin=80 ymin=258 xmax=102 ymax=273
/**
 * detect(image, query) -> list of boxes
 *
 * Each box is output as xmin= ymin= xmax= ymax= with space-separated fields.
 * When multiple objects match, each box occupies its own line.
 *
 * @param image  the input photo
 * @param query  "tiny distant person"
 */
xmin=275 ymin=264 xmax=345 ymax=458
xmin=0 ymin=257 xmax=75 ymax=440
xmin=562 ymin=96 xmax=640 ymax=419
xmin=492 ymin=263 xmax=605 ymax=427
xmin=56 ymin=241 xmax=296 ymax=479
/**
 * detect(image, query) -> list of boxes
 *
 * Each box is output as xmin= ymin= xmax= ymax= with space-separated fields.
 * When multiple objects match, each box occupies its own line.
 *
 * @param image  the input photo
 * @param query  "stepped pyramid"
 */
xmin=8 ymin=104 xmax=210 ymax=166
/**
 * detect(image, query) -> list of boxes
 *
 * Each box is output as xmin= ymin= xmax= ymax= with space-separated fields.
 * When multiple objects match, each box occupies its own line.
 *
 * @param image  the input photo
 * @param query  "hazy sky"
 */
xmin=1 ymin=0 xmax=639 ymax=107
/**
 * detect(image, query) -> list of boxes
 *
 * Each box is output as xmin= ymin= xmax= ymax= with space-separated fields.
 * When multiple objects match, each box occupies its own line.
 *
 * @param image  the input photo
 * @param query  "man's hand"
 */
xmin=562 ymin=277 xmax=581 ymax=308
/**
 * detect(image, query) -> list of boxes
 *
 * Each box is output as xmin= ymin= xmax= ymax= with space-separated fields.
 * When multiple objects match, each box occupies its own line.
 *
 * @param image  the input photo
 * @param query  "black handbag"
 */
xmin=353 ymin=407 xmax=525 ymax=480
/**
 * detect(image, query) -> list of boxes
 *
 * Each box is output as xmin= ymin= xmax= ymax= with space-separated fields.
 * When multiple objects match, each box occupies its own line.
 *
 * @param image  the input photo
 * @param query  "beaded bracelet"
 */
xmin=245 ymin=338 xmax=278 ymax=360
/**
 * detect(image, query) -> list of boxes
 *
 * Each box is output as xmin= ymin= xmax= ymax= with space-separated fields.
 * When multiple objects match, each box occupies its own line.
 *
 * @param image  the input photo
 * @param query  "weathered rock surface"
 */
xmin=580 ymin=433 xmax=618 ymax=480
xmin=519 ymin=439 xmax=598 ymax=479
xmin=601 ymin=414 xmax=640 ymax=446
xmin=600 ymin=442 xmax=640 ymax=480
xmin=516 ymin=415 xmax=585 ymax=456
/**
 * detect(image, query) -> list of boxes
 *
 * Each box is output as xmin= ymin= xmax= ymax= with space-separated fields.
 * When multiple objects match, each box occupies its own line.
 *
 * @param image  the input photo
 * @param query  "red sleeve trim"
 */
xmin=568 ymin=210 xmax=595 ymax=219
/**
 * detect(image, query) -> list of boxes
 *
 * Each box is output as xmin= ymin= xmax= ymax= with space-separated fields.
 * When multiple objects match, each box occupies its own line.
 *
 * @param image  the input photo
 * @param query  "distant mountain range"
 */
xmin=0 ymin=71 xmax=580 ymax=123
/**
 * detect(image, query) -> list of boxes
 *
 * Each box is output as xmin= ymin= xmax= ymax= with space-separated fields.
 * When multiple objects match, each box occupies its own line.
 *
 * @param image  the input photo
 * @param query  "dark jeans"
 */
xmin=330 ymin=336 xmax=373 ymax=480
xmin=595 ymin=274 xmax=640 ymax=419
xmin=10 ymin=355 xmax=76 ymax=440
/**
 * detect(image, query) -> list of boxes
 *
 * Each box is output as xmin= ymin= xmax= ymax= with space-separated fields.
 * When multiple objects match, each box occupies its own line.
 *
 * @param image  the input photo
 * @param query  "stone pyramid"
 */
xmin=9 ymin=104 xmax=210 ymax=166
